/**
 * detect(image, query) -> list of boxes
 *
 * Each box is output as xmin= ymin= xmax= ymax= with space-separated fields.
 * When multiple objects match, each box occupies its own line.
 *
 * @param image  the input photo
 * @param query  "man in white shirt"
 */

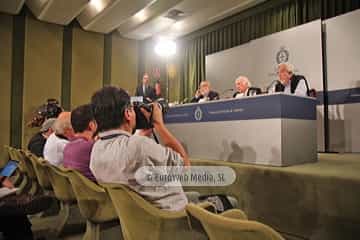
xmin=43 ymin=112 xmax=74 ymax=166
xmin=274 ymin=63 xmax=310 ymax=96
xmin=90 ymin=86 xmax=189 ymax=211
xmin=233 ymin=76 xmax=251 ymax=98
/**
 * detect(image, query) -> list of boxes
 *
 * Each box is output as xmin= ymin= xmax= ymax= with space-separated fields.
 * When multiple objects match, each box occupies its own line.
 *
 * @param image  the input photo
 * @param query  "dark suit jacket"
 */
xmin=27 ymin=132 xmax=46 ymax=157
xmin=135 ymin=85 xmax=156 ymax=102
xmin=191 ymin=90 xmax=220 ymax=103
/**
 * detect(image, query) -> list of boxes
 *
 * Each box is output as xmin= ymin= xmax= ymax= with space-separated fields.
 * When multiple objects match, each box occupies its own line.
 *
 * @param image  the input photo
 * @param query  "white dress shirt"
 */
xmin=283 ymin=79 xmax=308 ymax=96
xmin=90 ymin=129 xmax=188 ymax=211
xmin=234 ymin=89 xmax=248 ymax=98
xmin=43 ymin=133 xmax=69 ymax=166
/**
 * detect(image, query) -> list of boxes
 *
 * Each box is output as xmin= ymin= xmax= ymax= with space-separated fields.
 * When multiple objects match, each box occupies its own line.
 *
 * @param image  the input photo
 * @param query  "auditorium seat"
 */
xmin=3 ymin=145 xmax=23 ymax=186
xmin=43 ymin=162 xmax=80 ymax=236
xmin=61 ymin=168 xmax=119 ymax=240
xmin=17 ymin=149 xmax=40 ymax=195
xmin=5 ymin=146 xmax=30 ymax=194
xmin=26 ymin=152 xmax=53 ymax=192
xmin=101 ymin=183 xmax=211 ymax=240
xmin=186 ymin=203 xmax=284 ymax=240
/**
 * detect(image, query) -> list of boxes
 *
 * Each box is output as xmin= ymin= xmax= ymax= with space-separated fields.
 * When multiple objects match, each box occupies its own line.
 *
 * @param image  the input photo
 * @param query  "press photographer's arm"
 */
xmin=140 ymin=104 xmax=190 ymax=166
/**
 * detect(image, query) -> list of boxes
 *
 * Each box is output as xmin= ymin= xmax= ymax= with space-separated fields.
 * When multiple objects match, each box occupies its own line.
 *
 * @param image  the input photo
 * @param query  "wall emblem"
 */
xmin=194 ymin=107 xmax=203 ymax=121
xmin=276 ymin=46 xmax=289 ymax=64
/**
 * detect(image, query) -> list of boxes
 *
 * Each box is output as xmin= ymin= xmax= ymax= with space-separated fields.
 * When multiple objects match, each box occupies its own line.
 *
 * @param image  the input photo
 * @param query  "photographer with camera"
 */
xmin=90 ymin=86 xmax=190 ymax=211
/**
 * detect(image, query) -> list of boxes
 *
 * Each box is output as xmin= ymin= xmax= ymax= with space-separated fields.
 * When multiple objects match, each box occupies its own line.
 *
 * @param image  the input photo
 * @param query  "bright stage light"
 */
xmin=154 ymin=39 xmax=177 ymax=57
xmin=89 ymin=0 xmax=104 ymax=12
xmin=134 ymin=9 xmax=147 ymax=21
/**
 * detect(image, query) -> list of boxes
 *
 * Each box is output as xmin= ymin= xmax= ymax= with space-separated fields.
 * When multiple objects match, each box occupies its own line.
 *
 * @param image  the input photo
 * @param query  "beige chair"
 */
xmin=102 ymin=183 xmax=210 ymax=240
xmin=59 ymin=167 xmax=119 ymax=240
xmin=26 ymin=152 xmax=53 ymax=192
xmin=42 ymin=161 xmax=80 ymax=236
xmin=16 ymin=149 xmax=40 ymax=195
xmin=4 ymin=146 xmax=29 ymax=192
xmin=3 ymin=145 xmax=22 ymax=185
xmin=186 ymin=203 xmax=284 ymax=240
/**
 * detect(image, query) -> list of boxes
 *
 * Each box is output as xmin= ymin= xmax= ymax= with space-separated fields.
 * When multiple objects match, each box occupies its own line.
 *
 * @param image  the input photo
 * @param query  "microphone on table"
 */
xmin=181 ymin=98 xmax=189 ymax=104
xmin=265 ymin=80 xmax=280 ymax=93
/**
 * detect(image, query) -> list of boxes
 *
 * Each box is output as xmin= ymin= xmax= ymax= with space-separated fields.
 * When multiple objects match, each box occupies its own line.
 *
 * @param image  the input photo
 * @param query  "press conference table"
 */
xmin=164 ymin=93 xmax=318 ymax=166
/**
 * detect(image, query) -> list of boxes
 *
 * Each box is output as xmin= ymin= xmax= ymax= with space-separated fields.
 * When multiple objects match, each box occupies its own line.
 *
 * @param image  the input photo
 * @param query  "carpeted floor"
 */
xmin=185 ymin=153 xmax=360 ymax=240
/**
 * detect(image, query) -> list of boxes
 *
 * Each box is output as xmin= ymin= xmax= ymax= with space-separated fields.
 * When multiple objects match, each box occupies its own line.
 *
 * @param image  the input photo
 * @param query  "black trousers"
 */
xmin=0 ymin=205 xmax=33 ymax=240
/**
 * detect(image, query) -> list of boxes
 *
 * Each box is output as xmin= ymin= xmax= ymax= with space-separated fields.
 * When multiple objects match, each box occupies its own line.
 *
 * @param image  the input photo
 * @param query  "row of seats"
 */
xmin=3 ymin=145 xmax=284 ymax=240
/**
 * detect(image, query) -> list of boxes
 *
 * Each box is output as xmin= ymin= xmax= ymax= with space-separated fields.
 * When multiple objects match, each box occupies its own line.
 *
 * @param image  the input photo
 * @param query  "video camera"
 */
xmin=131 ymin=97 xmax=169 ymax=129
xmin=27 ymin=98 xmax=63 ymax=128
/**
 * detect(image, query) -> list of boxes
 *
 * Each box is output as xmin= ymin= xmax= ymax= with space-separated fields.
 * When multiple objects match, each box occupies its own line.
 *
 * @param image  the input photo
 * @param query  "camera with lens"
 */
xmin=27 ymin=98 xmax=63 ymax=128
xmin=131 ymin=97 xmax=169 ymax=129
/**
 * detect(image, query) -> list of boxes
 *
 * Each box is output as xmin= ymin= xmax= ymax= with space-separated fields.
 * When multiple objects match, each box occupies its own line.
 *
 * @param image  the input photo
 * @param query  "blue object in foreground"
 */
xmin=0 ymin=160 xmax=18 ymax=177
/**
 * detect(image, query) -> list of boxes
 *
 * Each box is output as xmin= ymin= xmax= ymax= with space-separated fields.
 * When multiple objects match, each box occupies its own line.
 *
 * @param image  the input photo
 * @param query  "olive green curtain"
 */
xmin=181 ymin=0 xmax=360 ymax=100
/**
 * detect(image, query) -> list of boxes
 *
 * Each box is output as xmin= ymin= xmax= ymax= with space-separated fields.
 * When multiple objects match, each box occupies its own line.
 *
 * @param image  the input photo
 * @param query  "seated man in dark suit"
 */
xmin=191 ymin=81 xmax=220 ymax=103
xmin=27 ymin=118 xmax=56 ymax=157
xmin=274 ymin=63 xmax=310 ymax=97
xmin=135 ymin=73 xmax=156 ymax=103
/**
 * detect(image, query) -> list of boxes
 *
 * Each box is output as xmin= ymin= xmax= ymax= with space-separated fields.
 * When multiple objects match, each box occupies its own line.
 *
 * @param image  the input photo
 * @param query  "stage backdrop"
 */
xmin=205 ymin=20 xmax=324 ymax=151
xmin=325 ymin=9 xmax=360 ymax=153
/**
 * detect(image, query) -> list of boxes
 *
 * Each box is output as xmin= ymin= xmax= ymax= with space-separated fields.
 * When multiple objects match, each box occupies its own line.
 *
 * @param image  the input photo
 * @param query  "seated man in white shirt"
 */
xmin=90 ymin=86 xmax=190 ymax=211
xmin=233 ymin=76 xmax=251 ymax=98
xmin=43 ymin=112 xmax=74 ymax=166
xmin=274 ymin=63 xmax=310 ymax=96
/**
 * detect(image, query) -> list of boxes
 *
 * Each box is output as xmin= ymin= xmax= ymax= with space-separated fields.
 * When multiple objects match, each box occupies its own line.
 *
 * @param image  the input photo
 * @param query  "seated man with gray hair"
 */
xmin=43 ymin=112 xmax=75 ymax=166
xmin=274 ymin=63 xmax=310 ymax=96
xmin=233 ymin=76 xmax=251 ymax=98
xmin=191 ymin=81 xmax=220 ymax=103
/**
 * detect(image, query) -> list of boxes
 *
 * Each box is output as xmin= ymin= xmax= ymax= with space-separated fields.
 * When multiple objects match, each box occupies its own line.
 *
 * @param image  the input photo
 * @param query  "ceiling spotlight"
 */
xmin=134 ymin=9 xmax=147 ymax=21
xmin=173 ymin=21 xmax=183 ymax=30
xmin=154 ymin=39 xmax=177 ymax=57
xmin=90 ymin=0 xmax=104 ymax=12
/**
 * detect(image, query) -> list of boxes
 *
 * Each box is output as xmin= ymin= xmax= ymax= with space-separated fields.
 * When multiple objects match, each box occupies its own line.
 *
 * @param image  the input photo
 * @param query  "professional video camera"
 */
xmin=131 ymin=97 xmax=169 ymax=129
xmin=27 ymin=98 xmax=63 ymax=128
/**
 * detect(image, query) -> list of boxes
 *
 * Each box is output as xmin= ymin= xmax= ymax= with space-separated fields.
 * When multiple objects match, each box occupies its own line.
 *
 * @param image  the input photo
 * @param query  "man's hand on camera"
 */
xmin=140 ymin=103 xmax=190 ymax=166
xmin=140 ymin=103 xmax=164 ymax=127
xmin=140 ymin=106 xmax=152 ymax=122
xmin=151 ymin=103 xmax=164 ymax=126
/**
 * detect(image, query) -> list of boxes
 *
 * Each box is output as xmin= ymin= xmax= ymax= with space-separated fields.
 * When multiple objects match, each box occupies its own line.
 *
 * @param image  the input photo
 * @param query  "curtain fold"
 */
xmin=180 ymin=0 xmax=360 ymax=100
